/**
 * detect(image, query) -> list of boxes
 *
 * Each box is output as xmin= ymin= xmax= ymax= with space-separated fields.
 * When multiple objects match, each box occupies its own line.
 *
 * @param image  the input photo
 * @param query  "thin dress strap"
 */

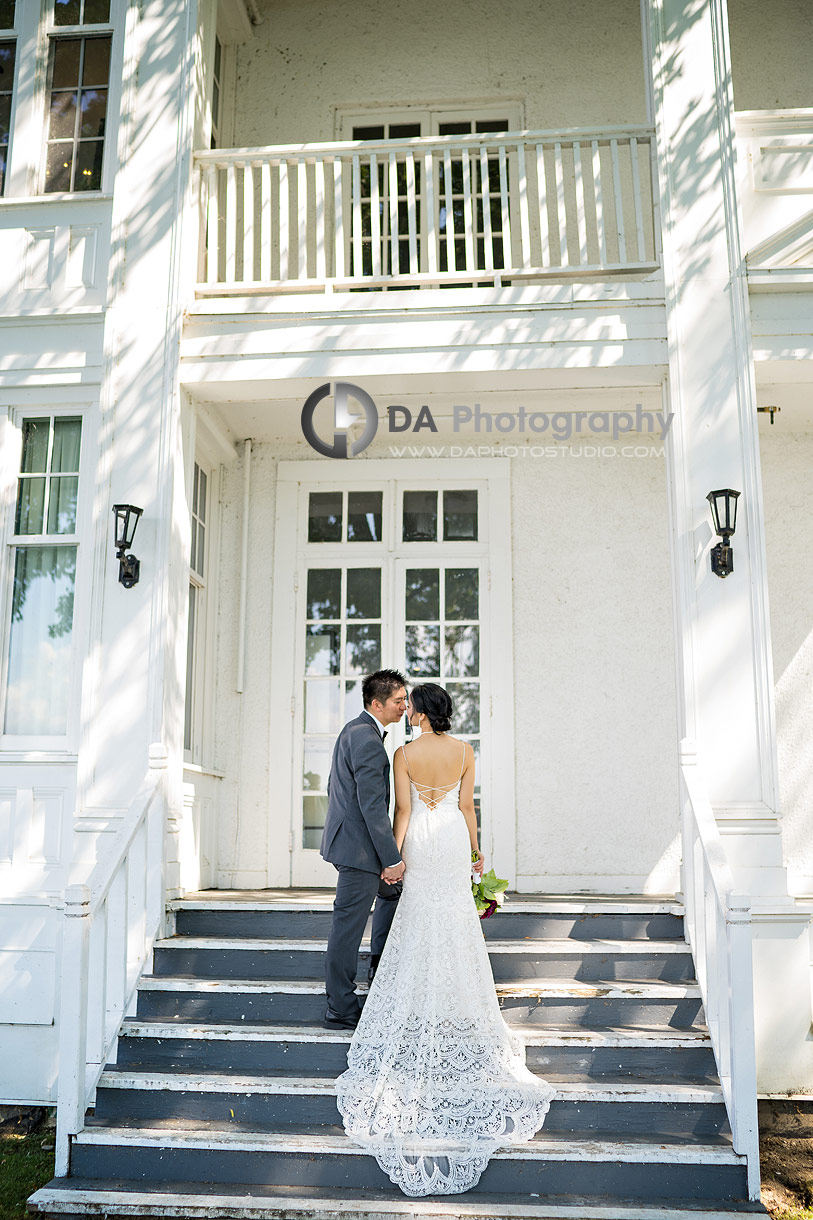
xmin=400 ymin=744 xmax=412 ymax=778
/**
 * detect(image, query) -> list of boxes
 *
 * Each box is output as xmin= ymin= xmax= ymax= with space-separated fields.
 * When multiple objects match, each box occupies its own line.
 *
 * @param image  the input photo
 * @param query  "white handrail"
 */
xmin=54 ymin=745 xmax=169 ymax=1176
xmin=679 ymin=739 xmax=760 ymax=1200
xmin=195 ymin=126 xmax=660 ymax=294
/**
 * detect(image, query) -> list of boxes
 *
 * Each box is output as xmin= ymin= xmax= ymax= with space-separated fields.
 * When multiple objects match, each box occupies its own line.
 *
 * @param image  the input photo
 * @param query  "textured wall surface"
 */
xmin=728 ymin=0 xmax=812 ymax=111
xmin=232 ymin=0 xmax=648 ymax=148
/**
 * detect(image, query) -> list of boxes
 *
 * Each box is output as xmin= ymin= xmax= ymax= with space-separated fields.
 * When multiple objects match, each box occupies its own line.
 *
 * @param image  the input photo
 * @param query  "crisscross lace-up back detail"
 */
xmin=401 ymin=742 xmax=466 ymax=810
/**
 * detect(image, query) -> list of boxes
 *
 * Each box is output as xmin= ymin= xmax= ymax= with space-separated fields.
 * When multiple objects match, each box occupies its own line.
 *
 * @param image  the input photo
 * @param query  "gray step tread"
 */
xmin=28 ymin=1179 xmax=764 ymax=1219
xmin=118 ymin=1021 xmax=711 ymax=1046
xmin=173 ymin=890 xmax=685 ymax=915
xmin=97 ymin=1070 xmax=724 ymax=1103
xmin=156 ymin=936 xmax=689 ymax=954
xmin=137 ymin=976 xmax=701 ymax=997
xmin=73 ymin=1125 xmax=743 ymax=1164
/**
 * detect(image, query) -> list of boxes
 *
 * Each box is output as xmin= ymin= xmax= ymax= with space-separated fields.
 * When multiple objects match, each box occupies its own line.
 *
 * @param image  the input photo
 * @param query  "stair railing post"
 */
xmin=727 ymin=893 xmax=760 ymax=1199
xmin=54 ymin=884 xmax=91 ymax=1177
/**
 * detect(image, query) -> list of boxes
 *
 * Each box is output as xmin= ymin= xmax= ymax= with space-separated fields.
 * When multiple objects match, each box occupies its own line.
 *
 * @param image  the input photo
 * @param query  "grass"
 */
xmin=0 ymin=1130 xmax=55 ymax=1220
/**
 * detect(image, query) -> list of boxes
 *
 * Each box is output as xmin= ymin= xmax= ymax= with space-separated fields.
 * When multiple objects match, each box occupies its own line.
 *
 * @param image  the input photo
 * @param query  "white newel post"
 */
xmin=644 ymin=0 xmax=813 ymax=1092
xmin=55 ymin=886 xmax=91 ymax=1177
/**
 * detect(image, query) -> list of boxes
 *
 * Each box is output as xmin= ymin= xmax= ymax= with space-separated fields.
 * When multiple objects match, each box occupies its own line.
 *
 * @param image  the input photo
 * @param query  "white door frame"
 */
xmin=268 ymin=458 xmax=515 ymax=888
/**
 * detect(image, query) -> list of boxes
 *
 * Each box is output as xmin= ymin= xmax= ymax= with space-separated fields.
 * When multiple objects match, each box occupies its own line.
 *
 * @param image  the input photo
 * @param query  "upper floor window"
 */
xmin=44 ymin=0 xmax=112 ymax=193
xmin=0 ymin=2 xmax=17 ymax=197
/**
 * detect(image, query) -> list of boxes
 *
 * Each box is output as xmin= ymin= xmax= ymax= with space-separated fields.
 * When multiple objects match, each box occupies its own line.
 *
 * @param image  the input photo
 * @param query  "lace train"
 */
xmin=335 ymin=777 xmax=554 ymax=1196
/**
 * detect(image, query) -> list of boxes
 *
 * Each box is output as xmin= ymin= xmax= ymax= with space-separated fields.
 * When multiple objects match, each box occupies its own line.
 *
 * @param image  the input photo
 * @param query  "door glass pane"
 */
xmin=445 ymin=568 xmax=478 ymax=619
xmin=302 ymin=794 xmax=328 ymax=849
xmin=308 ymin=491 xmax=342 ymax=542
xmin=449 ymin=681 xmax=479 ymax=733
xmin=307 ymin=569 xmax=341 ymax=620
xmin=305 ymin=624 xmax=340 ymax=675
xmin=405 ymin=568 xmax=439 ymax=620
xmin=346 ymin=568 xmax=380 ymax=619
xmin=4 ymin=546 xmax=76 ymax=734
xmin=51 ymin=417 xmax=81 ymax=471
xmin=304 ymin=680 xmax=341 ymax=733
xmin=20 ymin=420 xmax=49 ymax=473
xmin=46 ymin=475 xmax=78 ymax=534
xmin=15 ymin=479 xmax=46 ymax=534
xmin=303 ymin=742 xmax=332 ymax=792
xmin=347 ymin=491 xmax=382 ymax=542
xmin=344 ymin=679 xmax=363 ymax=720
xmin=406 ymin=624 xmax=440 ymax=677
xmin=403 ymin=490 xmax=437 ymax=541
xmin=346 ymin=623 xmax=381 ymax=675
xmin=445 ymin=625 xmax=479 ymax=677
xmin=443 ymin=489 xmax=478 ymax=540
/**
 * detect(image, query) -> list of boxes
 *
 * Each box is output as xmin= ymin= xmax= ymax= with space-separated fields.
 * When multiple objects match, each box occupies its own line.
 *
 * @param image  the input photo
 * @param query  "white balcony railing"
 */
xmin=679 ymin=740 xmax=760 ymax=1201
xmin=195 ymin=126 xmax=660 ymax=295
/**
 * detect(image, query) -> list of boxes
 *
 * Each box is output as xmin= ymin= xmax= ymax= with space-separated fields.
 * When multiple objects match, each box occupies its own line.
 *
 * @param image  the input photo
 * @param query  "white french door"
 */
xmin=269 ymin=460 xmax=514 ymax=888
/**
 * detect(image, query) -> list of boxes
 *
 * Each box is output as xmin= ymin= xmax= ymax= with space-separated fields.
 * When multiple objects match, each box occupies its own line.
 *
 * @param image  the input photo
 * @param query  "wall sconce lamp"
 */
xmin=112 ymin=504 xmax=143 ymax=588
xmin=706 ymin=489 xmax=740 ymax=579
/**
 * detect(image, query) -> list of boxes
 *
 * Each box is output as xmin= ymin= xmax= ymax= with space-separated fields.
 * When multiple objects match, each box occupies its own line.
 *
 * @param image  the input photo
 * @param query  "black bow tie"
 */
xmin=381 ymin=730 xmax=388 ymax=741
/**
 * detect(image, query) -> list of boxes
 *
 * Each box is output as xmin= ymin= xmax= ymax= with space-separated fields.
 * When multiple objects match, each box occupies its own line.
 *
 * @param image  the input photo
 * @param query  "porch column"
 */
xmin=643 ymin=0 xmax=813 ymax=1091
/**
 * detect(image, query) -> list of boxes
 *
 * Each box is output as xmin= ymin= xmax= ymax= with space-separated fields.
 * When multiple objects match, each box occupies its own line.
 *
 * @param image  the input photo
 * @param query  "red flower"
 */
xmin=480 ymin=900 xmax=498 ymax=919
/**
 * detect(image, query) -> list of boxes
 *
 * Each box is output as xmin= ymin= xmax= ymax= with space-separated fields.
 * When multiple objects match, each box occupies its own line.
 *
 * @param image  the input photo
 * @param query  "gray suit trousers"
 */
xmin=325 ymin=865 xmax=401 ymax=1018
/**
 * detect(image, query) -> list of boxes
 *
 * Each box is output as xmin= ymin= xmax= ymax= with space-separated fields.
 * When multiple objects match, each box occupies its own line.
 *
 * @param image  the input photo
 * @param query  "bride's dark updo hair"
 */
xmin=410 ymin=683 xmax=453 ymax=734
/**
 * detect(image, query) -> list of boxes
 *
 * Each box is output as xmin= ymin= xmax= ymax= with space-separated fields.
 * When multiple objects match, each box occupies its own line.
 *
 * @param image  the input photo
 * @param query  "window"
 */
xmin=3 ymin=416 xmax=82 ymax=736
xmin=44 ymin=0 xmax=112 ymax=193
xmin=184 ymin=462 xmax=209 ymax=756
xmin=0 ymin=2 xmax=17 ymax=196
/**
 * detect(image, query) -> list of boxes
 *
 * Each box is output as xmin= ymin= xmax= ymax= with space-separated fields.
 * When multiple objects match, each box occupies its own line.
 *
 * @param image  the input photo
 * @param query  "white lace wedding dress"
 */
xmin=335 ymin=745 xmax=555 ymax=1197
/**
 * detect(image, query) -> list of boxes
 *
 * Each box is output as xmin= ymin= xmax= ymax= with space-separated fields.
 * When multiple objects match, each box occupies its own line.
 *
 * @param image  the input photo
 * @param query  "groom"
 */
xmin=320 ymin=670 xmax=408 ymax=1029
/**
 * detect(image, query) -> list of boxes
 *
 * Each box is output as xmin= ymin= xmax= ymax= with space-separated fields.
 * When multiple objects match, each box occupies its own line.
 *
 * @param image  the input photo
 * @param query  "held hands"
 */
xmin=471 ymin=850 xmax=485 ymax=878
xmin=381 ymin=860 xmax=406 ymax=884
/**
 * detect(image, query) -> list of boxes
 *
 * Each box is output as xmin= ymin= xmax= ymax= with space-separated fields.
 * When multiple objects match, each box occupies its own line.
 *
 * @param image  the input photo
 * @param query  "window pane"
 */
xmin=445 ymin=625 xmax=479 ymax=677
xmin=0 ymin=3 xmax=15 ymax=31
xmin=405 ymin=624 xmax=440 ymax=678
xmin=445 ymin=568 xmax=478 ymax=620
xmin=403 ymin=490 xmax=437 ymax=541
xmin=183 ymin=584 xmax=196 ymax=751
xmin=405 ymin=568 xmax=439 ymax=620
xmin=4 ymin=546 xmax=76 ymax=734
xmin=304 ymin=680 xmax=340 ymax=733
xmin=346 ymin=567 xmax=380 ymax=619
xmin=49 ymin=91 xmax=77 ymax=140
xmin=54 ymin=0 xmax=81 ymax=26
xmin=347 ymin=491 xmax=382 ymax=542
xmin=79 ymin=87 xmax=106 ymax=137
xmin=198 ymin=469 xmax=207 ymax=522
xmin=443 ymin=489 xmax=478 ymax=540
xmin=46 ymin=475 xmax=78 ymax=533
xmin=448 ymin=682 xmax=479 ymax=733
xmin=74 ymin=137 xmax=103 ymax=189
xmin=21 ymin=419 xmax=49 ymax=473
xmin=308 ymin=491 xmax=342 ymax=542
xmin=82 ymin=35 xmax=110 ymax=84
xmin=346 ymin=623 xmax=381 ymax=675
xmin=84 ymin=0 xmax=111 ymax=23
xmin=305 ymin=624 xmax=340 ymax=676
xmin=51 ymin=39 xmax=81 ymax=87
xmin=51 ymin=417 xmax=81 ymax=471
xmin=303 ymin=742 xmax=332 ymax=792
xmin=190 ymin=518 xmax=196 ymax=568
xmin=15 ymin=478 xmax=45 ymax=534
xmin=302 ymin=794 xmax=328 ymax=849
xmin=196 ymin=521 xmax=205 ymax=576
xmin=0 ymin=95 xmax=11 ymax=146
xmin=306 ymin=569 xmax=340 ymax=620
xmin=44 ymin=141 xmax=73 ymax=191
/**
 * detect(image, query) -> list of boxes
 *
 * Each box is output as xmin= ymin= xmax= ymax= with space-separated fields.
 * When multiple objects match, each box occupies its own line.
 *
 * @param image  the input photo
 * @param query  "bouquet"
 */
xmin=471 ymin=852 xmax=508 ymax=919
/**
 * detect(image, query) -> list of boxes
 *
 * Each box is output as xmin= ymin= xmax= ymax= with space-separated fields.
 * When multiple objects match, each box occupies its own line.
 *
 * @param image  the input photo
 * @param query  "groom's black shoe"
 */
xmin=367 ymin=954 xmax=381 ymax=984
xmin=323 ymin=1006 xmax=360 ymax=1030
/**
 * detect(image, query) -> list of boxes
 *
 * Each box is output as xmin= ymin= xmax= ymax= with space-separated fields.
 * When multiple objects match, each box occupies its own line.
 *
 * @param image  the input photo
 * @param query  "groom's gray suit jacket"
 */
xmin=320 ymin=712 xmax=402 ymax=875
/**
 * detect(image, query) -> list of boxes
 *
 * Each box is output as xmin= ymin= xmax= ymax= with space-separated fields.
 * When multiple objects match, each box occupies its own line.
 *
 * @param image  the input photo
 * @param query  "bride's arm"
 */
xmin=393 ymin=749 xmax=412 ymax=853
xmin=458 ymin=743 xmax=484 ymax=875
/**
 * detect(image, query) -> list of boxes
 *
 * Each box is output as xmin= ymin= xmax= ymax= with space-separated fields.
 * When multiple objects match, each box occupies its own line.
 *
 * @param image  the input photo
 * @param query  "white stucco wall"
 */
xmin=232 ymin=0 xmax=648 ymax=148
xmin=728 ymin=0 xmax=812 ymax=111
xmin=760 ymin=427 xmax=813 ymax=894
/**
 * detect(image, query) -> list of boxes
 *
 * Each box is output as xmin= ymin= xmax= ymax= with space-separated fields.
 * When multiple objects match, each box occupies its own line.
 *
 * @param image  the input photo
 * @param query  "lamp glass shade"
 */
xmin=706 ymin=489 xmax=739 ymax=538
xmin=112 ymin=504 xmax=143 ymax=550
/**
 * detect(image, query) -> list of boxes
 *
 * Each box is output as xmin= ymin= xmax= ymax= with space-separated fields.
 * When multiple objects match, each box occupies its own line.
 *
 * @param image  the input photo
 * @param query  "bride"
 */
xmin=335 ymin=682 xmax=555 ymax=1197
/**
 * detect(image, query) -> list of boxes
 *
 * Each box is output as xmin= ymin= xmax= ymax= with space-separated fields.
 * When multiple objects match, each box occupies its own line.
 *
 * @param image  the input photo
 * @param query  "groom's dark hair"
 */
xmin=363 ymin=669 xmax=407 ymax=708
